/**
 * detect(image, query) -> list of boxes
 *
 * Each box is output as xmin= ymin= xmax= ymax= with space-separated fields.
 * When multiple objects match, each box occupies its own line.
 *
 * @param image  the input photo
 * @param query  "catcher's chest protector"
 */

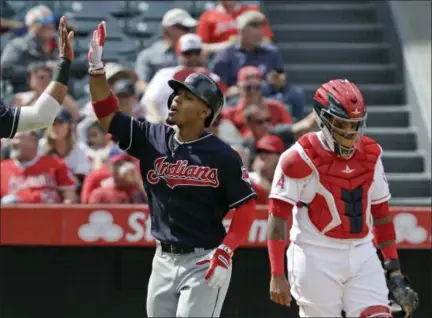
xmin=298 ymin=133 xmax=381 ymax=239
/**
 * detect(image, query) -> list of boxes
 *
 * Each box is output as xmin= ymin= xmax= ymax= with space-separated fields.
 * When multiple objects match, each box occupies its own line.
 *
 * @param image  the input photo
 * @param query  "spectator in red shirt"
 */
xmin=81 ymin=154 xmax=140 ymax=203
xmin=249 ymin=135 xmax=284 ymax=205
xmin=241 ymin=104 xmax=317 ymax=168
xmin=88 ymin=157 xmax=147 ymax=204
xmin=222 ymin=65 xmax=292 ymax=136
xmin=197 ymin=0 xmax=273 ymax=54
xmin=1 ymin=131 xmax=77 ymax=204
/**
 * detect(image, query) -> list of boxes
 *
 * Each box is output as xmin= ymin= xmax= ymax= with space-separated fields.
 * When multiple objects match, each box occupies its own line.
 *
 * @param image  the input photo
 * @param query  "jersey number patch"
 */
xmin=341 ymin=187 xmax=363 ymax=233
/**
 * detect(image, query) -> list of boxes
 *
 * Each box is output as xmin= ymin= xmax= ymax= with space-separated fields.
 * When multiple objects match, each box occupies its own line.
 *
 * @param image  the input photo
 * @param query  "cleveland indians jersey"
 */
xmin=109 ymin=113 xmax=257 ymax=248
xmin=269 ymin=132 xmax=390 ymax=248
xmin=0 ymin=103 xmax=20 ymax=139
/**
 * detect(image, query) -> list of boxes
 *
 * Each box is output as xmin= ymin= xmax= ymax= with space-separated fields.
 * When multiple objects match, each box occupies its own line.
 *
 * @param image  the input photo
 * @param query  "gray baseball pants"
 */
xmin=146 ymin=244 xmax=232 ymax=317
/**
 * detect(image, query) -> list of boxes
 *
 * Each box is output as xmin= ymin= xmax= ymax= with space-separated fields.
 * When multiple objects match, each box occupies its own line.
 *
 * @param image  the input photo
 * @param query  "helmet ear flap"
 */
xmin=167 ymin=92 xmax=176 ymax=110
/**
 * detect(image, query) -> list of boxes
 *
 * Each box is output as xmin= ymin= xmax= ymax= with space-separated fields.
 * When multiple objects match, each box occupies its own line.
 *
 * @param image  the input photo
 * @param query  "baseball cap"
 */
xmin=54 ymin=108 xmax=73 ymax=122
xmin=237 ymin=66 xmax=262 ymax=82
xmin=256 ymin=135 xmax=284 ymax=154
xmin=176 ymin=33 xmax=202 ymax=55
xmin=105 ymin=63 xmax=138 ymax=83
xmin=236 ymin=10 xmax=267 ymax=30
xmin=113 ymin=79 xmax=136 ymax=97
xmin=162 ymin=9 xmax=197 ymax=28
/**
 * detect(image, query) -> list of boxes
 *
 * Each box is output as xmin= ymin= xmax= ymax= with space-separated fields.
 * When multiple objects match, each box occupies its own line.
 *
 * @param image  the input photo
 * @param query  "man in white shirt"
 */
xmin=141 ymin=33 xmax=226 ymax=124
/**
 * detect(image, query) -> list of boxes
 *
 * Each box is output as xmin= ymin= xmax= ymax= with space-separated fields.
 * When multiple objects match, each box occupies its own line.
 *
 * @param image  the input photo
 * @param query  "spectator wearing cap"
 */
xmin=1 ymin=5 xmax=57 ymax=92
xmin=113 ymin=79 xmax=146 ymax=120
xmin=142 ymin=33 xmax=226 ymax=124
xmin=249 ymin=134 xmax=284 ymax=204
xmin=222 ymin=66 xmax=292 ymax=136
xmin=81 ymin=154 xmax=140 ymax=203
xmin=10 ymin=62 xmax=80 ymax=121
xmin=134 ymin=9 xmax=198 ymax=93
xmin=241 ymin=104 xmax=317 ymax=168
xmin=197 ymin=1 xmax=273 ymax=54
xmin=88 ymin=157 xmax=147 ymax=204
xmin=210 ymin=10 xmax=284 ymax=98
xmin=262 ymin=68 xmax=307 ymax=121
xmin=38 ymin=108 xmax=92 ymax=183
xmin=1 ymin=131 xmax=77 ymax=204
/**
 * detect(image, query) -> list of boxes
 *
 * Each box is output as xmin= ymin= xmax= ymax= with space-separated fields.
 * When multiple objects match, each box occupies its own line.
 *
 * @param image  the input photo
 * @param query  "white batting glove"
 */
xmin=196 ymin=244 xmax=232 ymax=288
xmin=88 ymin=21 xmax=106 ymax=74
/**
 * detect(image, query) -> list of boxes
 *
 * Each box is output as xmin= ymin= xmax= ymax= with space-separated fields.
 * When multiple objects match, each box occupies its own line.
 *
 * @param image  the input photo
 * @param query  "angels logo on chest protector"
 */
xmin=298 ymin=134 xmax=381 ymax=239
xmin=146 ymin=156 xmax=220 ymax=189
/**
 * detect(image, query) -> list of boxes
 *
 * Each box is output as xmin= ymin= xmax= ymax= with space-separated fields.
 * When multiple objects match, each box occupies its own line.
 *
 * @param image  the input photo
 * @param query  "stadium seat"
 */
xmin=190 ymin=1 xmax=217 ymax=17
xmin=122 ymin=17 xmax=160 ymax=40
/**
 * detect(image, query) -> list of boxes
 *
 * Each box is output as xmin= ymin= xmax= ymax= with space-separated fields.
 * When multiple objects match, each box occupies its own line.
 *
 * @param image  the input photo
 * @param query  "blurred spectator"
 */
xmin=222 ymin=66 xmax=292 ymax=136
xmin=205 ymin=114 xmax=243 ymax=145
xmin=263 ymin=68 xmax=307 ymax=121
xmin=10 ymin=62 xmax=80 ymax=120
xmin=81 ymin=154 xmax=140 ymax=203
xmin=134 ymin=9 xmax=197 ymax=94
xmin=249 ymin=135 xmax=284 ymax=204
xmin=1 ymin=5 xmax=57 ymax=92
xmin=86 ymin=121 xmax=122 ymax=169
xmin=1 ymin=131 xmax=77 ymax=204
xmin=242 ymin=105 xmax=317 ymax=168
xmin=38 ymin=109 xmax=91 ymax=182
xmin=210 ymin=10 xmax=284 ymax=97
xmin=197 ymin=0 xmax=273 ymax=54
xmin=113 ymin=79 xmax=146 ymax=119
xmin=142 ymin=33 xmax=226 ymax=124
xmin=0 ymin=17 xmax=24 ymax=34
xmin=88 ymin=159 xmax=147 ymax=204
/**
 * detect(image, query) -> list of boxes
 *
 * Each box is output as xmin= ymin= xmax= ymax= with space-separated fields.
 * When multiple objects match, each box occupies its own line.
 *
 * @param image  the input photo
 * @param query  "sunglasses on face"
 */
xmin=243 ymin=84 xmax=262 ymax=92
xmin=252 ymin=117 xmax=271 ymax=125
xmin=173 ymin=24 xmax=193 ymax=33
xmin=182 ymin=49 xmax=201 ymax=57
xmin=247 ymin=21 xmax=264 ymax=28
xmin=37 ymin=16 xmax=55 ymax=25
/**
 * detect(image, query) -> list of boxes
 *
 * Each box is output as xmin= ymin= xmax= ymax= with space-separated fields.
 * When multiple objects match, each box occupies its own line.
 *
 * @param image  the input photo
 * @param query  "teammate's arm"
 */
xmin=15 ymin=17 xmax=74 ymax=134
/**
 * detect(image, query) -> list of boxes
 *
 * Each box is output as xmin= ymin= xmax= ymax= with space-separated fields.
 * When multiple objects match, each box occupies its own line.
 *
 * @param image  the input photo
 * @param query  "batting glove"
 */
xmin=196 ymin=244 xmax=232 ymax=289
xmin=88 ymin=21 xmax=106 ymax=75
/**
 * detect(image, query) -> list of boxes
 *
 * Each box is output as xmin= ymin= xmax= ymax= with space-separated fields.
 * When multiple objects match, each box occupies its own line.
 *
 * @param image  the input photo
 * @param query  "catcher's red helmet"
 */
xmin=313 ymin=79 xmax=367 ymax=159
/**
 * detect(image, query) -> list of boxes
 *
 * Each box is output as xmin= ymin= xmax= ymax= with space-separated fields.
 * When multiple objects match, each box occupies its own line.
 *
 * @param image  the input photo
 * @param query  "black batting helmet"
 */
xmin=167 ymin=73 xmax=225 ymax=127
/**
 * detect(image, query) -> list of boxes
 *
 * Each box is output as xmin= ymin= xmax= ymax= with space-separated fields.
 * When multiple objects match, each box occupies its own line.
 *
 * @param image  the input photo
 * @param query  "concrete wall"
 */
xmin=389 ymin=0 xmax=431 ymax=171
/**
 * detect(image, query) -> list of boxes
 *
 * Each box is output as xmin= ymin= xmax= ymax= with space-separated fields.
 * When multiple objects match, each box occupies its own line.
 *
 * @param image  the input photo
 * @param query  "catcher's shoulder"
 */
xmin=279 ymin=143 xmax=313 ymax=179
xmin=360 ymin=135 xmax=383 ymax=155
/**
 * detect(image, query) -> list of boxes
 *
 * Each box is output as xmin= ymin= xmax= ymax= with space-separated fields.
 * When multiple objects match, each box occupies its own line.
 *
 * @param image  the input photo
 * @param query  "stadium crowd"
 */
xmin=0 ymin=1 xmax=317 ymax=205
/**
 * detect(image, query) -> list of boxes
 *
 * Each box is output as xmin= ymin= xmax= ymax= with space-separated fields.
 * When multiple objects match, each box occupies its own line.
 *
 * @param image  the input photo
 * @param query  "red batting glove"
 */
xmin=88 ymin=21 xmax=106 ymax=75
xmin=196 ymin=244 xmax=232 ymax=288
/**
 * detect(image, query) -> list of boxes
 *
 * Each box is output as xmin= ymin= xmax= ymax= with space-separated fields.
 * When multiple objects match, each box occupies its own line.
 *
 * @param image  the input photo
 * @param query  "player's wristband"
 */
xmin=52 ymin=57 xmax=71 ymax=86
xmin=267 ymin=240 xmax=286 ymax=276
xmin=92 ymin=91 xmax=118 ymax=119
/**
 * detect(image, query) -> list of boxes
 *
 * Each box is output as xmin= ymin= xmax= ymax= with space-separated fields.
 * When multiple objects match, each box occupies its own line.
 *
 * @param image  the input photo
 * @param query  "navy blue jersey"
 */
xmin=0 ymin=103 xmax=20 ymax=139
xmin=109 ymin=113 xmax=257 ymax=248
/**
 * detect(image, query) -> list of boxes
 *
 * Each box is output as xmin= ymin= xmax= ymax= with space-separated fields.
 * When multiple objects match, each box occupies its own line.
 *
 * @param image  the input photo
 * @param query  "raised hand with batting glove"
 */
xmin=196 ymin=244 xmax=233 ymax=288
xmin=384 ymin=260 xmax=419 ymax=318
xmin=88 ymin=20 xmax=106 ymax=75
